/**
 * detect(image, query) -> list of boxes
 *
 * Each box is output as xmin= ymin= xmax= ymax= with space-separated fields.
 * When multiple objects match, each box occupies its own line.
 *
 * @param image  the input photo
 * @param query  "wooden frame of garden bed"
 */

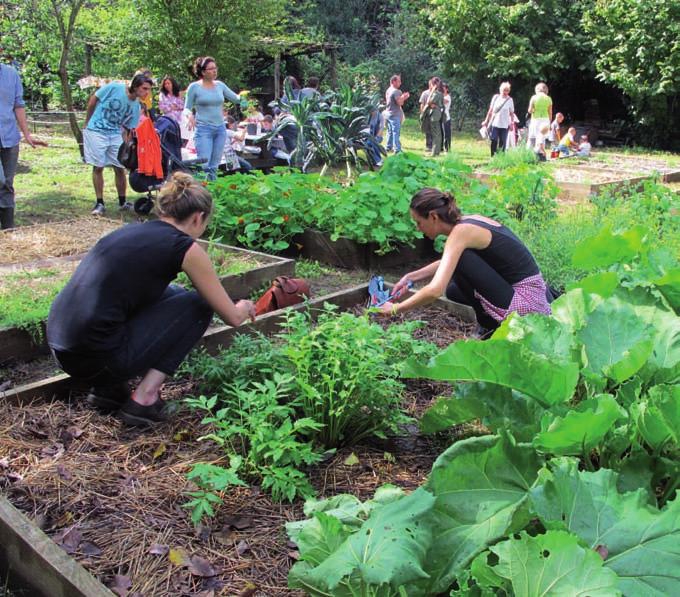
xmin=474 ymin=169 xmax=652 ymax=203
xmin=0 ymin=283 xmax=474 ymax=596
xmin=0 ymin=242 xmax=294 ymax=365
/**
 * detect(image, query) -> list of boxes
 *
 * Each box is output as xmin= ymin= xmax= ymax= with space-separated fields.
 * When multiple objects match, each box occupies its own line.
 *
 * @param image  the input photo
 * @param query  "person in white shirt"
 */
xmin=443 ymin=83 xmax=452 ymax=152
xmin=576 ymin=134 xmax=592 ymax=157
xmin=481 ymin=82 xmax=515 ymax=156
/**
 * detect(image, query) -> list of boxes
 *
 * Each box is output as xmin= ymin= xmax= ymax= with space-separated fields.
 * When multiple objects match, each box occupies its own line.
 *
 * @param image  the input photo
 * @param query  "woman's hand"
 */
xmin=393 ymin=275 xmax=413 ymax=296
xmin=377 ymin=301 xmax=397 ymax=317
xmin=187 ymin=113 xmax=195 ymax=131
xmin=236 ymin=299 xmax=256 ymax=323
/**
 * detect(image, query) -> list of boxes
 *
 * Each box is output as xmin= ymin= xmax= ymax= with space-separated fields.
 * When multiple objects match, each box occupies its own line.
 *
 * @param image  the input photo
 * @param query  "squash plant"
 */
xmin=208 ymin=151 xmax=503 ymax=254
xmin=285 ymin=226 xmax=680 ymax=595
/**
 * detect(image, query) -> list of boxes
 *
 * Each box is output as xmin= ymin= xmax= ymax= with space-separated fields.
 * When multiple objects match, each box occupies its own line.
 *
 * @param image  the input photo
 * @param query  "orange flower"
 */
xmin=238 ymin=217 xmax=245 ymax=225
xmin=229 ymin=184 xmax=238 ymax=190
xmin=201 ymin=181 xmax=208 ymax=187
xmin=283 ymin=214 xmax=290 ymax=222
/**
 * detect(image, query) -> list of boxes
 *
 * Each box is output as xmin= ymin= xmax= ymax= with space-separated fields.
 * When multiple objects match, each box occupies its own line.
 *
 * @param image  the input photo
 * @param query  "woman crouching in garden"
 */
xmin=47 ymin=172 xmax=256 ymax=426
xmin=380 ymin=188 xmax=552 ymax=337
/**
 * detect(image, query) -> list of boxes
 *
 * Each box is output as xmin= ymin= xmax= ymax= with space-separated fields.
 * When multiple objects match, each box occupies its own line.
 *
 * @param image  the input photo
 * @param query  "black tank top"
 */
xmin=460 ymin=217 xmax=540 ymax=284
xmin=47 ymin=220 xmax=194 ymax=353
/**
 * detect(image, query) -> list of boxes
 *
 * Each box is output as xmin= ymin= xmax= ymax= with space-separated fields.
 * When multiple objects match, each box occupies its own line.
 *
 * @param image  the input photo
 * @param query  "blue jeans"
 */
xmin=385 ymin=116 xmax=402 ymax=153
xmin=194 ymin=123 xmax=226 ymax=180
xmin=366 ymin=136 xmax=383 ymax=165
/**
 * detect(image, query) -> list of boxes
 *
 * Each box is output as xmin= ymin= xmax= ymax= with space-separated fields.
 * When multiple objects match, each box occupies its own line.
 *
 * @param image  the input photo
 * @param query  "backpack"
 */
xmin=254 ymin=276 xmax=311 ymax=315
xmin=117 ymin=132 xmax=138 ymax=170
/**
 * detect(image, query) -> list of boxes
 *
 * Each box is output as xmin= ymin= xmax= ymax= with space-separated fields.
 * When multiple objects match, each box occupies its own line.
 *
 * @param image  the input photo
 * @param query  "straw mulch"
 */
xmin=0 ymin=310 xmax=473 ymax=596
xmin=0 ymin=218 xmax=121 ymax=266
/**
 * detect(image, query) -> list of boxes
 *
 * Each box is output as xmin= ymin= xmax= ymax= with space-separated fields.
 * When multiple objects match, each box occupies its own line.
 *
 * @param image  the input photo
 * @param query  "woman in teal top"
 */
xmin=526 ymin=82 xmax=553 ymax=150
xmin=185 ymin=56 xmax=247 ymax=180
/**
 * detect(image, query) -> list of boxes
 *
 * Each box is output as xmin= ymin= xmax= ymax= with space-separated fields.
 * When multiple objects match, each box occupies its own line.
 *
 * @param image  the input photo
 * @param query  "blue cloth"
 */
xmin=86 ymin=82 xmax=141 ymax=134
xmin=185 ymin=81 xmax=241 ymax=126
xmin=0 ymin=64 xmax=25 ymax=148
xmin=194 ymin=122 xmax=226 ymax=180
xmin=385 ymin=115 xmax=402 ymax=153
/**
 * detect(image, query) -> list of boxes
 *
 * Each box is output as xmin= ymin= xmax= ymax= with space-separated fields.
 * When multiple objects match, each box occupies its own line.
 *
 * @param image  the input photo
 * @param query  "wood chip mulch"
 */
xmin=0 ymin=308 xmax=474 ymax=596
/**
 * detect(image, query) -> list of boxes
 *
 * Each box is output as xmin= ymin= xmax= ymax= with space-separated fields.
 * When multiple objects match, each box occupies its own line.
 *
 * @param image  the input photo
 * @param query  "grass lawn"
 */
xmin=10 ymin=120 xmax=680 ymax=227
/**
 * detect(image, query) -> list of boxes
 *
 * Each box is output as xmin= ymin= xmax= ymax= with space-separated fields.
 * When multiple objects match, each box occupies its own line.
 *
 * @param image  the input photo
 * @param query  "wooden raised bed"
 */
xmin=0 ymin=242 xmax=294 ymax=366
xmin=0 ymin=284 xmax=474 ymax=596
xmin=296 ymin=228 xmax=436 ymax=270
xmin=474 ymin=167 xmax=653 ymax=203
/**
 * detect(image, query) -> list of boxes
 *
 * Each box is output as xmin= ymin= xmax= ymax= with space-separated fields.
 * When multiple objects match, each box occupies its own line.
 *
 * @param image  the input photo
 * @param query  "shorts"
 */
xmin=83 ymin=129 xmax=124 ymax=168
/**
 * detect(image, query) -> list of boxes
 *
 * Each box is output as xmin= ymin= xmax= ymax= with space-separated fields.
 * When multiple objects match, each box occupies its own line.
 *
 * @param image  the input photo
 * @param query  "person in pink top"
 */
xmin=158 ymin=76 xmax=184 ymax=123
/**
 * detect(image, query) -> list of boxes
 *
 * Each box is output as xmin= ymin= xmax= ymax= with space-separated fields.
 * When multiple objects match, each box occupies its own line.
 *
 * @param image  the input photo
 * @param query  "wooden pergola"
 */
xmin=252 ymin=38 xmax=341 ymax=98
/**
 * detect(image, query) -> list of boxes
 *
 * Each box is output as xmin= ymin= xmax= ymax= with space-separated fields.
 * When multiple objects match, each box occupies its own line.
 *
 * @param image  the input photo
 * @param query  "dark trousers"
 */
xmin=445 ymin=250 xmax=514 ymax=330
xmin=53 ymin=285 xmax=213 ymax=385
xmin=443 ymin=119 xmax=451 ymax=152
xmin=490 ymin=126 xmax=509 ymax=156
xmin=0 ymin=144 xmax=20 ymax=229
xmin=280 ymin=125 xmax=298 ymax=154
xmin=423 ymin=126 xmax=432 ymax=151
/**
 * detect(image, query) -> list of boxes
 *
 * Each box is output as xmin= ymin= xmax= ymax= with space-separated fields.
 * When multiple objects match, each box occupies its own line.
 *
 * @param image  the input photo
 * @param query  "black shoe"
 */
xmin=86 ymin=382 xmax=130 ymax=412
xmin=118 ymin=398 xmax=168 ymax=426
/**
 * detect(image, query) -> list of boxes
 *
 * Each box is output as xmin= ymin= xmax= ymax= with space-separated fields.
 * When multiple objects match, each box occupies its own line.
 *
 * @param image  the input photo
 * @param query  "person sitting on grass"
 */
xmin=556 ymin=126 xmax=577 ymax=156
xmin=576 ymin=134 xmax=592 ymax=157
xmin=378 ymin=188 xmax=553 ymax=338
xmin=47 ymin=172 xmax=256 ymax=426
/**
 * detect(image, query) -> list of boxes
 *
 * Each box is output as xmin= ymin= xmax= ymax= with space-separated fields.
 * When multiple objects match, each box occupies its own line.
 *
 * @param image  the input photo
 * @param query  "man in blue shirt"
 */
xmin=83 ymin=74 xmax=152 ymax=215
xmin=0 ymin=63 xmax=46 ymax=229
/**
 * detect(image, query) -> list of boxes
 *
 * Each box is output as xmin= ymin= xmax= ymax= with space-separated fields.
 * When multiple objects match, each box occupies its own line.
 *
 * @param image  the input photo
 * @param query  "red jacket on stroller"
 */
xmin=136 ymin=116 xmax=163 ymax=179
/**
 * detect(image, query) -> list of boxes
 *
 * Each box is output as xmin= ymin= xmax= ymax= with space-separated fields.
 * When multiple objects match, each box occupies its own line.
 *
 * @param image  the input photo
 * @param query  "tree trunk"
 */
xmin=50 ymin=0 xmax=85 ymax=148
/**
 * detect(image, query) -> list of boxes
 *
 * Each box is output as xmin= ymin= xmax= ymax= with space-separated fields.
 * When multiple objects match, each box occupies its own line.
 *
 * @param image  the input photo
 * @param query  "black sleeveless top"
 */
xmin=47 ymin=220 xmax=194 ymax=353
xmin=460 ymin=217 xmax=540 ymax=284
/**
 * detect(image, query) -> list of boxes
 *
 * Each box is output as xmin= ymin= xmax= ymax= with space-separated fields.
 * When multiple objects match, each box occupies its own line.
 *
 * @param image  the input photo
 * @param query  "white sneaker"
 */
xmin=118 ymin=201 xmax=134 ymax=212
xmin=91 ymin=203 xmax=106 ymax=216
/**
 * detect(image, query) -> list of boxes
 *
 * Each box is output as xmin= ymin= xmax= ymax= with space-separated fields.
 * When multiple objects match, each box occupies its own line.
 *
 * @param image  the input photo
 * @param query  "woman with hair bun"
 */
xmin=47 ymin=172 xmax=256 ymax=426
xmin=185 ymin=56 xmax=248 ymax=180
xmin=381 ymin=188 xmax=552 ymax=336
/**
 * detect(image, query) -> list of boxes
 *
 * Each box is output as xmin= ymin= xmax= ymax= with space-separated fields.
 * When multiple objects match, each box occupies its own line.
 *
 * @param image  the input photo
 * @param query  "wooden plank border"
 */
xmin=1 ymin=284 xmax=475 ymax=405
xmin=0 ymin=243 xmax=295 ymax=365
xmin=0 ymin=496 xmax=114 ymax=597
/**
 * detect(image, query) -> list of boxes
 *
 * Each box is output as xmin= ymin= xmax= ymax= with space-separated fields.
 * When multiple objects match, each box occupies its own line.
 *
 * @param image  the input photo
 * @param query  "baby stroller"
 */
xmin=128 ymin=115 xmax=203 ymax=215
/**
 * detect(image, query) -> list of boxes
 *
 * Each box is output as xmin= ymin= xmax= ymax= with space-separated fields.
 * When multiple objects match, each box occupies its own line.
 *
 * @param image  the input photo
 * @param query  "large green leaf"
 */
xmin=420 ymin=435 xmax=543 ymax=593
xmin=571 ymin=225 xmax=646 ymax=270
xmin=403 ymin=340 xmax=579 ymax=407
xmin=550 ymin=288 xmax=602 ymax=334
xmin=568 ymin=271 xmax=620 ymax=298
xmin=472 ymin=530 xmax=621 ymax=596
xmin=290 ymin=487 xmax=435 ymax=592
xmin=493 ymin=312 xmax=577 ymax=363
xmin=530 ymin=459 xmax=680 ymax=596
xmin=578 ymin=296 xmax=654 ymax=383
xmin=625 ymin=288 xmax=680 ymax=385
xmin=630 ymin=384 xmax=680 ymax=451
xmin=533 ymin=394 xmax=627 ymax=456
xmin=654 ymin=268 xmax=680 ymax=312
xmin=420 ymin=382 xmax=544 ymax=442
